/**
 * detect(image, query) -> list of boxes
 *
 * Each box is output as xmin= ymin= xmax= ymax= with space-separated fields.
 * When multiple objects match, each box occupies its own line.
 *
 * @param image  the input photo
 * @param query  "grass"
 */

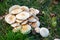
xmin=0 ymin=0 xmax=60 ymax=40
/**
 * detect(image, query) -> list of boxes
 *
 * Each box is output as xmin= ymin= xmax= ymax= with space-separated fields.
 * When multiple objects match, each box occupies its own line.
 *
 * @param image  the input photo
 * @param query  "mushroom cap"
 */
xmin=11 ymin=23 xmax=20 ymax=27
xmin=31 ymin=21 xmax=40 ymax=28
xmin=5 ymin=14 xmax=16 ymax=24
xmin=54 ymin=38 xmax=60 ymax=40
xmin=10 ymin=8 xmax=22 ymax=14
xmin=35 ymin=9 xmax=39 ymax=15
xmin=20 ymin=24 xmax=31 ymax=34
xmin=28 ymin=16 xmax=37 ymax=22
xmin=16 ymin=19 xmax=23 ymax=23
xmin=29 ymin=8 xmax=35 ymax=15
xmin=33 ymin=15 xmax=39 ymax=21
xmin=21 ymin=20 xmax=28 ymax=25
xmin=20 ymin=6 xmax=29 ymax=11
xmin=36 ymin=21 xmax=40 ymax=27
xmin=29 ymin=8 xmax=39 ymax=15
xmin=12 ymin=25 xmax=21 ymax=32
xmin=35 ymin=27 xmax=40 ymax=33
xmin=16 ymin=11 xmax=30 ymax=20
xmin=9 ymin=5 xmax=22 ymax=14
xmin=40 ymin=27 xmax=49 ymax=37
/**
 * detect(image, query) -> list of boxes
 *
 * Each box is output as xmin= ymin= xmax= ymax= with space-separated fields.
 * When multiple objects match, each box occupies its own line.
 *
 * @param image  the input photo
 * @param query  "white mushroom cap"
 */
xmin=28 ymin=16 xmax=37 ymax=22
xmin=40 ymin=27 xmax=49 ymax=37
xmin=16 ymin=19 xmax=23 ymax=23
xmin=11 ymin=23 xmax=20 ymax=27
xmin=29 ymin=8 xmax=39 ymax=15
xmin=10 ymin=9 xmax=22 ymax=14
xmin=20 ymin=24 xmax=31 ymax=34
xmin=35 ymin=27 xmax=40 ymax=33
xmin=35 ymin=9 xmax=39 ymax=15
xmin=33 ymin=15 xmax=39 ymax=21
xmin=16 ymin=11 xmax=30 ymax=20
xmin=20 ymin=6 xmax=29 ymax=12
xmin=5 ymin=14 xmax=16 ymax=24
xmin=21 ymin=20 xmax=28 ymax=25
xmin=54 ymin=38 xmax=60 ymax=40
xmin=12 ymin=25 xmax=21 ymax=32
xmin=31 ymin=21 xmax=40 ymax=28
xmin=9 ymin=5 xmax=22 ymax=14
xmin=36 ymin=21 xmax=40 ymax=27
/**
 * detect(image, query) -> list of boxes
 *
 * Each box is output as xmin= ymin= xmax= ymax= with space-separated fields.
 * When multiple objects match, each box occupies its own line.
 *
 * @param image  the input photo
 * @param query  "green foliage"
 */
xmin=0 ymin=0 xmax=60 ymax=40
xmin=51 ymin=17 xmax=57 ymax=27
xmin=5 ymin=31 xmax=27 ymax=40
xmin=0 ymin=31 xmax=28 ymax=40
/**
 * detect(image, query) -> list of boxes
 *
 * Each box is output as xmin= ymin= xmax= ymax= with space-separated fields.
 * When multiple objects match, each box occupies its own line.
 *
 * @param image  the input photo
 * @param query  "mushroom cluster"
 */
xmin=5 ymin=5 xmax=49 ymax=37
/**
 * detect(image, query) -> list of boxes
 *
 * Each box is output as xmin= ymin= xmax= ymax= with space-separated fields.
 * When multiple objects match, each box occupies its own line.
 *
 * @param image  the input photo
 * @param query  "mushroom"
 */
xmin=29 ymin=8 xmax=39 ymax=15
xmin=20 ymin=6 xmax=29 ymax=12
xmin=28 ymin=16 xmax=37 ymax=22
xmin=5 ymin=14 xmax=16 ymax=24
xmin=9 ymin=5 xmax=22 ymax=14
xmin=35 ymin=9 xmax=39 ymax=15
xmin=16 ymin=11 xmax=30 ymax=20
xmin=11 ymin=23 xmax=20 ymax=27
xmin=54 ymin=38 xmax=60 ymax=40
xmin=40 ymin=27 xmax=49 ymax=37
xmin=33 ymin=15 xmax=39 ymax=21
xmin=31 ymin=21 xmax=40 ymax=28
xmin=20 ymin=24 xmax=31 ymax=34
xmin=35 ymin=27 xmax=40 ymax=33
xmin=12 ymin=25 xmax=21 ymax=32
xmin=21 ymin=20 xmax=28 ymax=25
xmin=16 ymin=19 xmax=23 ymax=23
